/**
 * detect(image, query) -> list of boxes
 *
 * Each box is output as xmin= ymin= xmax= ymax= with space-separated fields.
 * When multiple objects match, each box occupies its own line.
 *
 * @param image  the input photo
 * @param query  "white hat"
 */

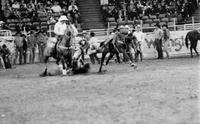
xmin=136 ymin=25 xmax=141 ymax=27
xmin=58 ymin=15 xmax=68 ymax=22
xmin=0 ymin=21 xmax=5 ymax=24
xmin=125 ymin=25 xmax=130 ymax=29
xmin=119 ymin=25 xmax=124 ymax=29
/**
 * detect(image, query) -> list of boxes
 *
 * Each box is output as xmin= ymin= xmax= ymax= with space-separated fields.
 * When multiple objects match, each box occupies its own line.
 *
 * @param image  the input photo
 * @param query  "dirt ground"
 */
xmin=0 ymin=57 xmax=199 ymax=124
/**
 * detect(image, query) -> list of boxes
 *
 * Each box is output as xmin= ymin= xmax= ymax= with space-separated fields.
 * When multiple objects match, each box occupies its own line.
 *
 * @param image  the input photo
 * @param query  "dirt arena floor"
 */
xmin=0 ymin=57 xmax=199 ymax=124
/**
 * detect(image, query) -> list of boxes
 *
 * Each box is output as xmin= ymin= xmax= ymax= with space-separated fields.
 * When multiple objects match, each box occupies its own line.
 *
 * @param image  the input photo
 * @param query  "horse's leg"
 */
xmin=105 ymin=53 xmax=114 ymax=65
xmin=134 ymin=52 xmax=138 ymax=62
xmin=193 ymin=42 xmax=199 ymax=56
xmin=99 ymin=51 xmax=107 ymax=72
xmin=56 ymin=58 xmax=60 ymax=65
xmin=194 ymin=47 xmax=199 ymax=56
xmin=61 ymin=57 xmax=67 ymax=75
xmin=140 ymin=52 xmax=143 ymax=61
xmin=116 ymin=52 xmax=121 ymax=63
xmin=190 ymin=46 xmax=193 ymax=57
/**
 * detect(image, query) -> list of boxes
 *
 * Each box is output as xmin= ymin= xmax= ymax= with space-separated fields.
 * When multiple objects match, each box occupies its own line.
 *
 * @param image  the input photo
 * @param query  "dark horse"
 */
xmin=185 ymin=30 xmax=200 ymax=57
xmin=98 ymin=33 xmax=137 ymax=72
xmin=41 ymin=31 xmax=73 ymax=76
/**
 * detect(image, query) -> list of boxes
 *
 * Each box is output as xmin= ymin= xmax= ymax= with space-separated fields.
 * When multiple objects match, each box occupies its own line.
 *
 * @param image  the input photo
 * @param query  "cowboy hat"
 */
xmin=136 ymin=25 xmax=141 ymax=27
xmin=0 ymin=21 xmax=5 ymax=24
xmin=58 ymin=15 xmax=68 ymax=22
xmin=124 ymin=25 xmax=130 ymax=29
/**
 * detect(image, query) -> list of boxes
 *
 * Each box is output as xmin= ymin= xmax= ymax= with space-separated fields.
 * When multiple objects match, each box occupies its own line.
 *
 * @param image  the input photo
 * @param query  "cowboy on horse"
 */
xmin=40 ymin=15 xmax=79 ymax=76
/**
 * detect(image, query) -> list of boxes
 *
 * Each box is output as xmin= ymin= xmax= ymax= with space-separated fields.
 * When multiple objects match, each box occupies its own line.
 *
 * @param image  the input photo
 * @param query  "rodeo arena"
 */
xmin=0 ymin=0 xmax=200 ymax=123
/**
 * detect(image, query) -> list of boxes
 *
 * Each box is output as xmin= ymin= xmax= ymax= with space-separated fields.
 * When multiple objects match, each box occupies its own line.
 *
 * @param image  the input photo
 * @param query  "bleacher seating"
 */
xmin=104 ymin=0 xmax=198 ymax=30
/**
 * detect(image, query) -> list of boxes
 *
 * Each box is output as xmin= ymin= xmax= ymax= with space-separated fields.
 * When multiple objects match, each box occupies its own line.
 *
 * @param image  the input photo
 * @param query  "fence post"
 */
xmin=173 ymin=18 xmax=176 ymax=31
xmin=49 ymin=24 xmax=52 ymax=38
xmin=192 ymin=16 xmax=194 ymax=30
xmin=107 ymin=22 xmax=110 ymax=35
xmin=141 ymin=20 xmax=143 ymax=31
xmin=184 ymin=24 xmax=186 ymax=31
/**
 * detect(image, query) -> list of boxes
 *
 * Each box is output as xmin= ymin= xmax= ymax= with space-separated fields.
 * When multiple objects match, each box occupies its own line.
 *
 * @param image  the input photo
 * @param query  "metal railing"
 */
xmin=46 ymin=18 xmax=200 ymax=37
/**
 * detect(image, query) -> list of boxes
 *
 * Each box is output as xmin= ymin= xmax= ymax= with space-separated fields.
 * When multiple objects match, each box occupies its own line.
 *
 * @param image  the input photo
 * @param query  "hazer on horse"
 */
xmin=185 ymin=30 xmax=200 ymax=57
xmin=98 ymin=27 xmax=137 ymax=73
xmin=41 ymin=15 xmax=78 ymax=76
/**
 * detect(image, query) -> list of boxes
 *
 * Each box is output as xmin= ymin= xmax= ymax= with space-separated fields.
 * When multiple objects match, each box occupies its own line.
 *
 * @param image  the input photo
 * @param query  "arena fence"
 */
xmin=47 ymin=17 xmax=200 ymax=37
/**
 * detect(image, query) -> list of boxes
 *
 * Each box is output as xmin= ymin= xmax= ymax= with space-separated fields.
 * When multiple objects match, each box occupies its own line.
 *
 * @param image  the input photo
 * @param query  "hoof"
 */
xmin=62 ymin=70 xmax=67 ymax=76
xmin=130 ymin=63 xmax=137 ymax=69
xmin=67 ymin=69 xmax=73 ymax=76
xmin=98 ymin=70 xmax=107 ymax=74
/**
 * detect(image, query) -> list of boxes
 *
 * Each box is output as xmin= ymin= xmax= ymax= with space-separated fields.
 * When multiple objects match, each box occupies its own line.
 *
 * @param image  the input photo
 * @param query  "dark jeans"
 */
xmin=155 ymin=39 xmax=163 ymax=59
xmin=29 ymin=47 xmax=35 ymax=63
xmin=38 ymin=44 xmax=45 ymax=62
xmin=15 ymin=46 xmax=24 ymax=64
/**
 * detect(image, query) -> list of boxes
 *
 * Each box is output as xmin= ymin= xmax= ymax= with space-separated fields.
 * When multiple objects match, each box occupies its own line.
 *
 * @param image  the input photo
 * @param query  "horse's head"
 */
xmin=61 ymin=32 xmax=71 ymax=47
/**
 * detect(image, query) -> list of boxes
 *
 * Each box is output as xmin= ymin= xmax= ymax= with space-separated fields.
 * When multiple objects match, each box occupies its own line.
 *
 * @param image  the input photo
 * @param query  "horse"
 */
xmin=98 ymin=33 xmax=137 ymax=72
xmin=185 ymin=30 xmax=200 ymax=57
xmin=40 ymin=31 xmax=74 ymax=76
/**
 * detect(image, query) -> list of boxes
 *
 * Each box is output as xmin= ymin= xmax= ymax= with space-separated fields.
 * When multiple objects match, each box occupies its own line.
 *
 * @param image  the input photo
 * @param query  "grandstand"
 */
xmin=0 ymin=0 xmax=199 ymax=34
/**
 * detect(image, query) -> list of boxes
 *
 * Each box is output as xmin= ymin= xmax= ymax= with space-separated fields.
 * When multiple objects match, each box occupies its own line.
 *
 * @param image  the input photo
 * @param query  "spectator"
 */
xmin=66 ymin=13 xmax=74 ymax=23
xmin=27 ymin=31 xmax=37 ymax=63
xmin=162 ymin=24 xmax=170 ymax=59
xmin=0 ymin=47 xmax=6 ymax=69
xmin=0 ymin=44 xmax=12 ymax=69
xmin=69 ymin=5 xmax=79 ymax=24
xmin=14 ymin=32 xmax=24 ymax=65
xmin=68 ymin=2 xmax=78 ymax=11
xmin=47 ymin=15 xmax=56 ymax=24
xmin=51 ymin=1 xmax=62 ymax=13
xmin=87 ymin=32 xmax=100 ymax=64
xmin=100 ymin=0 xmax=108 ymax=5
xmin=37 ymin=30 xmax=48 ymax=62
xmin=133 ymin=25 xmax=144 ymax=61
xmin=154 ymin=23 xmax=163 ymax=59
xmin=12 ymin=1 xmax=20 ymax=10
xmin=3 ymin=3 xmax=12 ymax=20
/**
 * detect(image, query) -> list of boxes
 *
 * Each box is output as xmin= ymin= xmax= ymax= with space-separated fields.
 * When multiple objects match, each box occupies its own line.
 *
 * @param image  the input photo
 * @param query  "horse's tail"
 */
xmin=185 ymin=33 xmax=189 ymax=49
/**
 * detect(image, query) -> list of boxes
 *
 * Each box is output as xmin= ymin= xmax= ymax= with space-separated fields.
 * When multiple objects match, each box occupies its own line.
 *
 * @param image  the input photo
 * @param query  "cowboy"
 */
xmin=37 ymin=30 xmax=48 ymax=62
xmin=133 ymin=25 xmax=144 ymax=61
xmin=0 ymin=46 xmax=6 ymax=69
xmin=54 ymin=15 xmax=78 ymax=42
xmin=162 ymin=24 xmax=170 ymax=59
xmin=14 ymin=32 xmax=25 ymax=65
xmin=154 ymin=23 xmax=163 ymax=59
xmin=87 ymin=32 xmax=100 ymax=64
xmin=0 ymin=44 xmax=12 ymax=69
xmin=27 ymin=31 xmax=37 ymax=64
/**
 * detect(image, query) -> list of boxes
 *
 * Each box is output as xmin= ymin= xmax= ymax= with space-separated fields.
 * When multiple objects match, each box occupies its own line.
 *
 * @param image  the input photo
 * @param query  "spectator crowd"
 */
xmin=101 ymin=0 xmax=199 ymax=22
xmin=0 ymin=0 xmax=80 ymax=32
